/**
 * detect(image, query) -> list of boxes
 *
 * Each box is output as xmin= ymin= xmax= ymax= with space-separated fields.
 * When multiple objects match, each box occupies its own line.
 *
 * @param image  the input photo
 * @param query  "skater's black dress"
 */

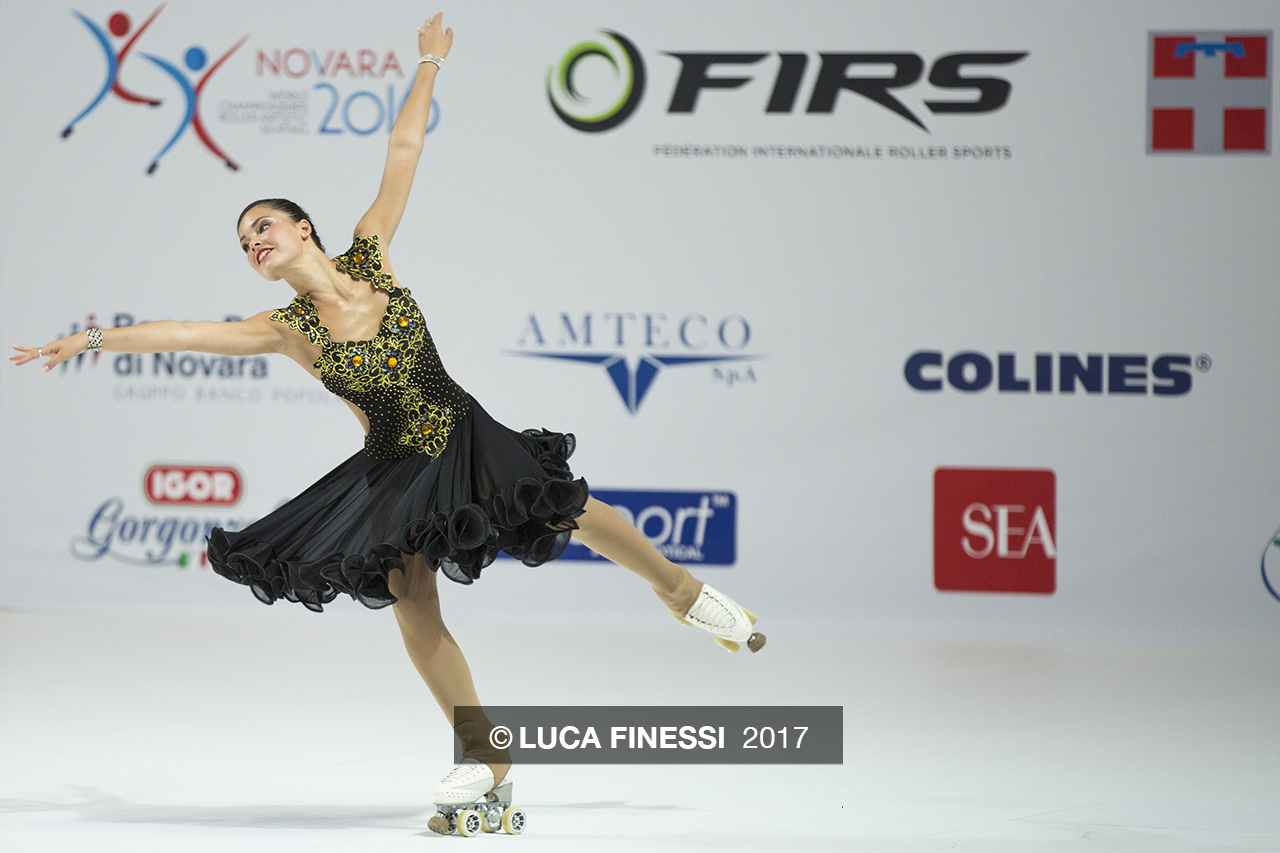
xmin=207 ymin=236 xmax=589 ymax=611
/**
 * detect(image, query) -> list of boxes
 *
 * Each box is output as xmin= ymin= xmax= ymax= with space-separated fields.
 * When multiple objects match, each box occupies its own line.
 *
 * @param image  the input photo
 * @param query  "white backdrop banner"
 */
xmin=1 ymin=1 xmax=1278 ymax=647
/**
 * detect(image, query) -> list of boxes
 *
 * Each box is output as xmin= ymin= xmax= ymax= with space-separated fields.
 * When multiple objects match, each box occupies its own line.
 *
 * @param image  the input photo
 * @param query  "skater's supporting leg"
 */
xmin=388 ymin=555 xmax=510 ymax=787
xmin=571 ymin=496 xmax=702 ymax=614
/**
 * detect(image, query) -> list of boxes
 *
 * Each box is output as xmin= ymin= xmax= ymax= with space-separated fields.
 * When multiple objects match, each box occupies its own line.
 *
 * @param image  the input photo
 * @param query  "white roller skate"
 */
xmin=670 ymin=583 xmax=766 ymax=653
xmin=427 ymin=759 xmax=526 ymax=837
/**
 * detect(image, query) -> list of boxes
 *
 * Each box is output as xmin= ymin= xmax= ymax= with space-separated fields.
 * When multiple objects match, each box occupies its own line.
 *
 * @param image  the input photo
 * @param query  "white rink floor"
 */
xmin=2 ymin=610 xmax=1279 ymax=852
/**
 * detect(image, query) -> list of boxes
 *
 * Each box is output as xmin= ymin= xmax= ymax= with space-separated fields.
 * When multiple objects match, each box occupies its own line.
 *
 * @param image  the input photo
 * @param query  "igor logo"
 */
xmin=145 ymin=465 xmax=242 ymax=505
xmin=548 ymin=29 xmax=1026 ymax=132
xmin=934 ymin=468 xmax=1056 ymax=594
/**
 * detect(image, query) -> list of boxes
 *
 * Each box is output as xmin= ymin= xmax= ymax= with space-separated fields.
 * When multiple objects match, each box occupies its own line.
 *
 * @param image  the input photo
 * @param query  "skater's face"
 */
xmin=238 ymin=205 xmax=312 ymax=280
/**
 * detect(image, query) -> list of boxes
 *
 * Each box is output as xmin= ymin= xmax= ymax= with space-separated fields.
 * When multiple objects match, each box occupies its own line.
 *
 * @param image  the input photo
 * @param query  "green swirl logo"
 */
xmin=547 ymin=31 xmax=646 ymax=132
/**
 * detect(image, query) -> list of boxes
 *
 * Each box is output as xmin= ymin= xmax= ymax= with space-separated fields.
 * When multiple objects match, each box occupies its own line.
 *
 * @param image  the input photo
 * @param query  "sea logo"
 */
xmin=72 ymin=463 xmax=254 ymax=568
xmin=1262 ymin=524 xmax=1280 ymax=603
xmin=934 ymin=467 xmax=1056 ymax=594
xmin=547 ymin=31 xmax=646 ymax=132
xmin=511 ymin=312 xmax=761 ymax=414
xmin=1148 ymin=31 xmax=1271 ymax=154
xmin=61 ymin=4 xmax=247 ymax=173
xmin=562 ymin=489 xmax=736 ymax=565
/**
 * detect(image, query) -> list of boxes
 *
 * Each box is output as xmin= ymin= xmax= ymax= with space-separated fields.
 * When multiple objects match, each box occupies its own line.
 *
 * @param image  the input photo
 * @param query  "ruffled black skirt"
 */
xmin=206 ymin=397 xmax=589 ymax=612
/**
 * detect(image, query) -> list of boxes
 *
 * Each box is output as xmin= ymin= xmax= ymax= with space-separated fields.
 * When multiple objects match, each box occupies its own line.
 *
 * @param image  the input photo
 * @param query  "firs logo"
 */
xmin=144 ymin=465 xmax=243 ymax=506
xmin=934 ymin=468 xmax=1056 ymax=594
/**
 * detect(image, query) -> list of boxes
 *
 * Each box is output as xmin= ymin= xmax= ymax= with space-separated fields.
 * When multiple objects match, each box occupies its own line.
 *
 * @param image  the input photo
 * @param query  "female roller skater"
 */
xmin=11 ymin=12 xmax=763 ymax=836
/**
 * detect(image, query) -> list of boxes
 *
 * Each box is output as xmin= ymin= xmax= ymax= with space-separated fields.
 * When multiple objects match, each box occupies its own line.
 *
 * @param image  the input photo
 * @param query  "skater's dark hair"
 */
xmin=237 ymin=198 xmax=326 ymax=255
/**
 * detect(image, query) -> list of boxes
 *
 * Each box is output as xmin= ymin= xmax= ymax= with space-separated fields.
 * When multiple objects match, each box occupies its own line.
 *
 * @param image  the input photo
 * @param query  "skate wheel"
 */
xmin=669 ymin=610 xmax=692 ymax=627
xmin=747 ymin=632 xmax=766 ymax=653
xmin=427 ymin=812 xmax=452 ymax=836
xmin=501 ymin=806 xmax=527 ymax=834
xmin=456 ymin=809 xmax=483 ymax=837
xmin=715 ymin=637 xmax=740 ymax=654
xmin=481 ymin=815 xmax=496 ymax=832
xmin=743 ymin=607 xmax=758 ymax=626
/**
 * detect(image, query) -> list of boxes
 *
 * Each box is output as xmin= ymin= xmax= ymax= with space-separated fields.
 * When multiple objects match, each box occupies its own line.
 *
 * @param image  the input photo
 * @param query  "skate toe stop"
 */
xmin=427 ymin=813 xmax=451 ymax=835
xmin=747 ymin=632 xmax=766 ymax=653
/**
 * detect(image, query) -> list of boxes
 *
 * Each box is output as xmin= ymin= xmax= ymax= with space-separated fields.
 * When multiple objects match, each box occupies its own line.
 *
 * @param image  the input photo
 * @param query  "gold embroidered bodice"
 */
xmin=270 ymin=236 xmax=470 ymax=459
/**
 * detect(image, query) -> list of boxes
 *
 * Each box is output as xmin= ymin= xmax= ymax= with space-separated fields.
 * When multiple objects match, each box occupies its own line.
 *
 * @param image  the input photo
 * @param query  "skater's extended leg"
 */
xmin=388 ymin=556 xmax=510 ymax=787
xmin=571 ymin=496 xmax=702 ymax=613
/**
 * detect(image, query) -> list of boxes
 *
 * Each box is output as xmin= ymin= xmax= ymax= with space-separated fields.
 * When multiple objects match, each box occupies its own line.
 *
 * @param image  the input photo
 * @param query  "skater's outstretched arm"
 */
xmin=10 ymin=311 xmax=295 ymax=372
xmin=354 ymin=12 xmax=453 ymax=247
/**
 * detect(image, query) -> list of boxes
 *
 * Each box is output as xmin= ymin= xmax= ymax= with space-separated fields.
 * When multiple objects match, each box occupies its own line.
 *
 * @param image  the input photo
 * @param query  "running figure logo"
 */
xmin=1147 ymin=31 xmax=1272 ymax=154
xmin=61 ymin=5 xmax=248 ymax=173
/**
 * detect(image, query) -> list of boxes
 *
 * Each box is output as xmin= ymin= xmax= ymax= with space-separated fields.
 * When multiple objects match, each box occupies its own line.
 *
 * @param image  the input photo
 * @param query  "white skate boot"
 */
xmin=670 ymin=583 xmax=766 ymax=653
xmin=427 ymin=759 xmax=525 ymax=836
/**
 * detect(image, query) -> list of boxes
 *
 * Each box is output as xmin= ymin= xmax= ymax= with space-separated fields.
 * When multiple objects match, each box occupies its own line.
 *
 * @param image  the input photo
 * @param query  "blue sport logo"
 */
xmin=565 ymin=489 xmax=736 ymax=565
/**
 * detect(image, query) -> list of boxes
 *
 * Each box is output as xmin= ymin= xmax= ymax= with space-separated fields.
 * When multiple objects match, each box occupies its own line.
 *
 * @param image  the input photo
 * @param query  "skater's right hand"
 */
xmin=10 ymin=332 xmax=89 ymax=373
xmin=417 ymin=12 xmax=454 ymax=60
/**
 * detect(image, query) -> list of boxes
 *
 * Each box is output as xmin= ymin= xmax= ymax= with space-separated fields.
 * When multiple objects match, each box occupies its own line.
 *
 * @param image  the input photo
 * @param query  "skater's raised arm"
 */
xmin=354 ymin=13 xmax=453 ymax=248
xmin=10 ymin=311 xmax=293 ymax=372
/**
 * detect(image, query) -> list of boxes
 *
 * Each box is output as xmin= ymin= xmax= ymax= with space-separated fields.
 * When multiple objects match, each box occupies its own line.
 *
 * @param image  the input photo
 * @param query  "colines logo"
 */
xmin=934 ymin=468 xmax=1056 ymax=594
xmin=905 ymin=351 xmax=1210 ymax=395
xmin=547 ymin=29 xmax=1026 ymax=133
xmin=62 ymin=4 xmax=247 ymax=173
xmin=1148 ymin=31 xmax=1271 ymax=155
xmin=511 ymin=312 xmax=761 ymax=414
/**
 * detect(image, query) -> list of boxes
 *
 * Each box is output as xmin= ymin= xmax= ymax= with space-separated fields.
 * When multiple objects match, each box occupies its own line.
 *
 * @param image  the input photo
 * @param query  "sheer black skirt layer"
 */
xmin=206 ymin=398 xmax=589 ymax=612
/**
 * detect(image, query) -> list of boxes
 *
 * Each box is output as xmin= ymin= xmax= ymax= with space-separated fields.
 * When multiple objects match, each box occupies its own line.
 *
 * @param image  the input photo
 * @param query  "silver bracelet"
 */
xmin=419 ymin=54 xmax=444 ymax=69
xmin=86 ymin=327 xmax=103 ymax=352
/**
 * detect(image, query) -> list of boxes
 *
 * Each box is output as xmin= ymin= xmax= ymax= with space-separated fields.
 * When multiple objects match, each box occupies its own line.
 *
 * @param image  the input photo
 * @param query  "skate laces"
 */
xmin=686 ymin=587 xmax=741 ymax=631
xmin=437 ymin=758 xmax=490 ymax=788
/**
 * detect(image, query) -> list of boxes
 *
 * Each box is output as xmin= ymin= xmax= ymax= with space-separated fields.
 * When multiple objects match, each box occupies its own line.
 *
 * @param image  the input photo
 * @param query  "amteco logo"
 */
xmin=934 ymin=468 xmax=1056 ymax=594
xmin=144 ymin=465 xmax=243 ymax=505
xmin=1148 ymin=31 xmax=1272 ymax=154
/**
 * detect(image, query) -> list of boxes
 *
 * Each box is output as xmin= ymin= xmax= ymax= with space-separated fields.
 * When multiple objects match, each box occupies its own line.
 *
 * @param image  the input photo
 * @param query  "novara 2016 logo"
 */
xmin=546 ymin=29 xmax=1026 ymax=134
xmin=510 ymin=312 xmax=761 ymax=415
xmin=1147 ymin=30 xmax=1272 ymax=155
xmin=60 ymin=4 xmax=435 ymax=175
